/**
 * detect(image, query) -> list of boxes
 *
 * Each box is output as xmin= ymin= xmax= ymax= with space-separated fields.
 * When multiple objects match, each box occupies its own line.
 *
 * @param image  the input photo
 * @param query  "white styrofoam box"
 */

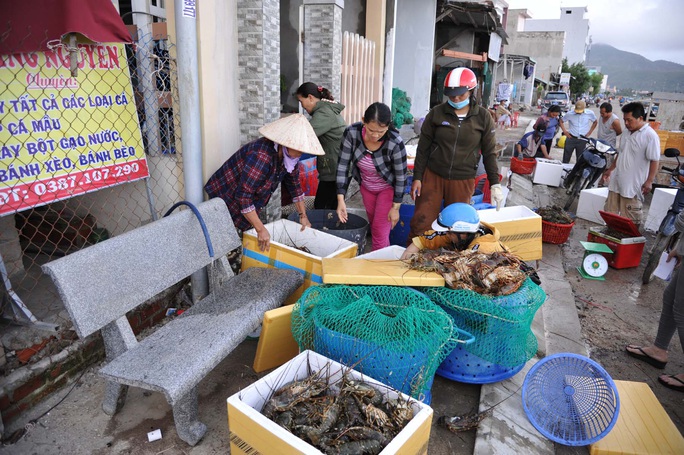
xmin=644 ymin=187 xmax=678 ymax=232
xmin=576 ymin=187 xmax=609 ymax=224
xmin=532 ymin=158 xmax=564 ymax=187
xmin=355 ymin=245 xmax=406 ymax=260
xmin=227 ymin=350 xmax=433 ymax=455
xmin=405 ymin=144 xmax=417 ymax=159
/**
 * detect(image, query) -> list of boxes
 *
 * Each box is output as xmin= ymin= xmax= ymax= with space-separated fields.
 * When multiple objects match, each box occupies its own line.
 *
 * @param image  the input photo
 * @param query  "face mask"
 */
xmin=281 ymin=146 xmax=300 ymax=173
xmin=448 ymin=98 xmax=469 ymax=109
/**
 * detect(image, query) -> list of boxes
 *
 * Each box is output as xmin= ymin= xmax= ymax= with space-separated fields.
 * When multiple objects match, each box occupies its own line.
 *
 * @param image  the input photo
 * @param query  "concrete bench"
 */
xmin=42 ymin=198 xmax=303 ymax=446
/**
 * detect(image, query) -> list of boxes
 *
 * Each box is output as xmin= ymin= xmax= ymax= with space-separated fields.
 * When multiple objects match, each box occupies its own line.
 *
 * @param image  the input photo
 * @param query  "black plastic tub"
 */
xmin=287 ymin=209 xmax=368 ymax=255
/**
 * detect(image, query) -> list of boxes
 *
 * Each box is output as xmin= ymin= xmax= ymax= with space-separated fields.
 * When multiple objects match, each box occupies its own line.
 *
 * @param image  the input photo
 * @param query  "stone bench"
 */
xmin=42 ymin=198 xmax=303 ymax=446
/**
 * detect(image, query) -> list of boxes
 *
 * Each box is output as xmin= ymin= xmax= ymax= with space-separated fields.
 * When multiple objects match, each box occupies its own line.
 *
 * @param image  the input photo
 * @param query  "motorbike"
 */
xmin=642 ymin=148 xmax=684 ymax=284
xmin=562 ymin=136 xmax=617 ymax=211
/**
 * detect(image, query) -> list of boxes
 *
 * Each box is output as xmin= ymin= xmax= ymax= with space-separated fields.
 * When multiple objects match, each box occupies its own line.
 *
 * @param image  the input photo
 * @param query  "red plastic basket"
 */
xmin=541 ymin=219 xmax=574 ymax=244
xmin=511 ymin=156 xmax=537 ymax=175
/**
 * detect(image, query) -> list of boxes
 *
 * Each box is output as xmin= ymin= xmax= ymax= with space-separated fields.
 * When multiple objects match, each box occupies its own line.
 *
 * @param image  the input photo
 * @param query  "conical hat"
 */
xmin=258 ymin=114 xmax=325 ymax=156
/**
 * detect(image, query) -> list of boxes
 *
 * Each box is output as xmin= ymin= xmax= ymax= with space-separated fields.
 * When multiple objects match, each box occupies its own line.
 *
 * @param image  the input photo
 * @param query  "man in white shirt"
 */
xmin=602 ymin=102 xmax=660 ymax=226
xmin=559 ymin=100 xmax=598 ymax=163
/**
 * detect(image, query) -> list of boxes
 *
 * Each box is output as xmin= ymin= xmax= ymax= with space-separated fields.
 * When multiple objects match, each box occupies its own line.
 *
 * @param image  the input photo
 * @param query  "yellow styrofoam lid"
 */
xmin=322 ymin=258 xmax=445 ymax=287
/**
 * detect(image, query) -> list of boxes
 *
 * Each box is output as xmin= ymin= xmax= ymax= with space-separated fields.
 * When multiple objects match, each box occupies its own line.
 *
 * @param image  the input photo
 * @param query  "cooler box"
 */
xmin=644 ymin=187 xmax=677 ymax=232
xmin=587 ymin=211 xmax=646 ymax=269
xmin=242 ymin=219 xmax=357 ymax=303
xmin=477 ymin=206 xmax=542 ymax=261
xmin=532 ymin=158 xmax=564 ymax=187
xmin=577 ymin=187 xmax=609 ymax=225
xmin=228 ymin=350 xmax=433 ymax=455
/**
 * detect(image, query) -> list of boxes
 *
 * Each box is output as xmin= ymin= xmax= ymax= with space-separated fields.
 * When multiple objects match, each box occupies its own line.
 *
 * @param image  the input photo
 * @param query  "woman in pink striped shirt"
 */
xmin=336 ymin=103 xmax=408 ymax=250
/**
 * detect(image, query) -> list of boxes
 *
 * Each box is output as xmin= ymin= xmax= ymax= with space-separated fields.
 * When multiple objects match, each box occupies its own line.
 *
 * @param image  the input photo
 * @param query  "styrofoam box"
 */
xmin=576 ymin=187 xmax=609 ymax=225
xmin=532 ymin=158 xmax=564 ymax=187
xmin=242 ymin=219 xmax=358 ymax=303
xmin=355 ymin=244 xmax=406 ymax=260
xmin=644 ymin=187 xmax=677 ymax=232
xmin=478 ymin=205 xmax=542 ymax=261
xmin=227 ymin=350 xmax=433 ymax=455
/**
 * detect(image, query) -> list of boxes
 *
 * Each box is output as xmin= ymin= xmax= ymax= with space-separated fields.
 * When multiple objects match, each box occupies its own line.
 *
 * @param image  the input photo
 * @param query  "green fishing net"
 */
xmin=421 ymin=278 xmax=546 ymax=368
xmin=291 ymin=285 xmax=459 ymax=400
xmin=391 ymin=88 xmax=413 ymax=126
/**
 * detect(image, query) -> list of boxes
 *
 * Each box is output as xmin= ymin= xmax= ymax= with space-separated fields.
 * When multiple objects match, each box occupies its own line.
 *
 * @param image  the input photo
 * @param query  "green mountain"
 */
xmin=586 ymin=43 xmax=684 ymax=93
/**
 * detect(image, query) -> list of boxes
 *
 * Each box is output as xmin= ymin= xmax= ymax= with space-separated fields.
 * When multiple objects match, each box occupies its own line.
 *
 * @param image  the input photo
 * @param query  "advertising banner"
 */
xmin=0 ymin=43 xmax=148 ymax=216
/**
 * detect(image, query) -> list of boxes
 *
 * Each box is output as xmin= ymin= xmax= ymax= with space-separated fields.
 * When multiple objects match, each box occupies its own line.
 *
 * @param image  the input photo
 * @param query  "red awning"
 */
xmin=0 ymin=0 xmax=132 ymax=55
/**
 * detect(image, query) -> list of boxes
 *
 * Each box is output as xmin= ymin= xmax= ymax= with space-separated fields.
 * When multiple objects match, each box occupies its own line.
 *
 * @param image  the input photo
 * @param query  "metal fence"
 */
xmin=0 ymin=27 xmax=184 ymax=372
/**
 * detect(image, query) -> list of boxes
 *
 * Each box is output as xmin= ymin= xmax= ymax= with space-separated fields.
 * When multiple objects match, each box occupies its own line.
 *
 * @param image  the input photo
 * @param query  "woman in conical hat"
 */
xmin=204 ymin=114 xmax=324 ymax=252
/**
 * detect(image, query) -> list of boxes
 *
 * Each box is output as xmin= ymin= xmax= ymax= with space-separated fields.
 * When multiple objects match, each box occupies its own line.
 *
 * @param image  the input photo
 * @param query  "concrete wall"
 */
xmin=524 ymin=7 xmax=589 ymax=65
xmin=655 ymin=101 xmax=684 ymax=131
xmin=506 ymin=31 xmax=564 ymax=84
xmin=280 ymin=0 xmax=366 ymax=112
xmin=392 ymin=0 xmax=436 ymax=121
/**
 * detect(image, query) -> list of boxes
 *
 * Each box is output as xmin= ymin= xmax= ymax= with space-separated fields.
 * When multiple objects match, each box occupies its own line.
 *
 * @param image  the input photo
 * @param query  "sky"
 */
xmin=505 ymin=0 xmax=684 ymax=65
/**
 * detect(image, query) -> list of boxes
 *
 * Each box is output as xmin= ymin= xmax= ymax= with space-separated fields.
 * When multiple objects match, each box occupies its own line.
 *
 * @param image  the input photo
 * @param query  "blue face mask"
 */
xmin=448 ymin=98 xmax=469 ymax=109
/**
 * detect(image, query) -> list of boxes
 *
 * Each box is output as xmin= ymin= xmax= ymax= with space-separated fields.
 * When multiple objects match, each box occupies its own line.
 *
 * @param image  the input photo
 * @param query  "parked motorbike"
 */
xmin=642 ymin=148 xmax=684 ymax=284
xmin=562 ymin=136 xmax=617 ymax=211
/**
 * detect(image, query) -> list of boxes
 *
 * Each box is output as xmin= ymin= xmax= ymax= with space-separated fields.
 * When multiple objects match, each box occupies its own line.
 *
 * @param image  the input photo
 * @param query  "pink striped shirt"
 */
xmin=357 ymin=152 xmax=392 ymax=192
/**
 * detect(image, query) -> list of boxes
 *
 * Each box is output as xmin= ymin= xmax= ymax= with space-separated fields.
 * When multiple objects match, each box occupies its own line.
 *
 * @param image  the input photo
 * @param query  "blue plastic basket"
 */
xmin=436 ymin=344 xmax=526 ymax=384
xmin=522 ymin=353 xmax=620 ymax=446
xmin=313 ymin=325 xmax=436 ymax=403
xmin=471 ymin=189 xmax=484 ymax=205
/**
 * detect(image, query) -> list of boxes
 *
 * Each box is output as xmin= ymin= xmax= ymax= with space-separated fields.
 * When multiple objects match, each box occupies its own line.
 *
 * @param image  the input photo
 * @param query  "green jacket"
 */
xmin=309 ymin=100 xmax=346 ymax=181
xmin=413 ymin=102 xmax=499 ymax=185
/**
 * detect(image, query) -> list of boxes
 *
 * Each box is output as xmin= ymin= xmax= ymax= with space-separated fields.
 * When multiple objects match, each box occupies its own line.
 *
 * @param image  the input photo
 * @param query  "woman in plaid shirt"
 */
xmin=336 ymin=102 xmax=408 ymax=250
xmin=204 ymin=115 xmax=324 ymax=252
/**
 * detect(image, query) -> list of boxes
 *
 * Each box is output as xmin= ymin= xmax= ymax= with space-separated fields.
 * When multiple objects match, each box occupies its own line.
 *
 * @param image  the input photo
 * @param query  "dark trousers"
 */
xmin=562 ymin=137 xmax=586 ymax=164
xmin=314 ymin=180 xmax=338 ymax=210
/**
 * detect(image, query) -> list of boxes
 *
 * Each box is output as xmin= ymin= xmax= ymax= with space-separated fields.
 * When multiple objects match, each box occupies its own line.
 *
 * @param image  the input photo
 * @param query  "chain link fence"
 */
xmin=0 ymin=28 xmax=184 ymax=375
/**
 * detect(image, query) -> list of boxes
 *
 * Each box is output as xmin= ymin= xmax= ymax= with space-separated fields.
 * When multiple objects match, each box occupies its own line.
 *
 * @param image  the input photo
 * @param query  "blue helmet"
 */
xmin=432 ymin=203 xmax=480 ymax=233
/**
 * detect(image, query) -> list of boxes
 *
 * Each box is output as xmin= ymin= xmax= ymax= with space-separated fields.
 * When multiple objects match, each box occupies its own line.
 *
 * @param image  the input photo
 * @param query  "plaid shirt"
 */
xmin=336 ymin=122 xmax=408 ymax=203
xmin=204 ymin=138 xmax=304 ymax=231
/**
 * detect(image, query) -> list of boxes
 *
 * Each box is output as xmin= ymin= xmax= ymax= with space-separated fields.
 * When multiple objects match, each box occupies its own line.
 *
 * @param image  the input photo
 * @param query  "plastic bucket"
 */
xmin=389 ymin=203 xmax=415 ymax=246
xmin=288 ymin=209 xmax=368 ymax=255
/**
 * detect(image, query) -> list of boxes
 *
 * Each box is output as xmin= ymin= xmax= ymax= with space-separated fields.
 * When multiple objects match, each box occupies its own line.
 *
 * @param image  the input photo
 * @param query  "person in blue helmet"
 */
xmin=400 ymin=203 xmax=507 ymax=260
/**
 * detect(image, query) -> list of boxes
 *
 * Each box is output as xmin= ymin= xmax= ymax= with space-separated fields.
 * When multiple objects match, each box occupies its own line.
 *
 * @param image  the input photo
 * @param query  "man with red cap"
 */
xmin=409 ymin=67 xmax=503 ymax=244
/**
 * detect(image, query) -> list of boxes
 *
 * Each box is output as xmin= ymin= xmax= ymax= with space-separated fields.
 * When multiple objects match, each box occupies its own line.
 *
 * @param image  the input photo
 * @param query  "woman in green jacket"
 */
xmin=296 ymin=82 xmax=347 ymax=209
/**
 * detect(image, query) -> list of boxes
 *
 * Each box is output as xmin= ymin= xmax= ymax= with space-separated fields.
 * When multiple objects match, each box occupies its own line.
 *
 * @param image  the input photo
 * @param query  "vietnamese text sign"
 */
xmin=0 ymin=43 xmax=149 ymax=216
xmin=560 ymin=72 xmax=571 ymax=85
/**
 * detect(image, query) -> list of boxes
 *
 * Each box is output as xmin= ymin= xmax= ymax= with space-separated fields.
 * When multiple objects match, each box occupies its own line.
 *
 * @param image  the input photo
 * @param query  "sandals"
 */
xmin=658 ymin=375 xmax=684 ymax=393
xmin=625 ymin=345 xmax=667 ymax=369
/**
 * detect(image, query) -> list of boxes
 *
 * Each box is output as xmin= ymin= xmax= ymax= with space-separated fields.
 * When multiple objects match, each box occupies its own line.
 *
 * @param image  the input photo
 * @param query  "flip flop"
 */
xmin=625 ymin=345 xmax=667 ymax=369
xmin=658 ymin=375 xmax=684 ymax=392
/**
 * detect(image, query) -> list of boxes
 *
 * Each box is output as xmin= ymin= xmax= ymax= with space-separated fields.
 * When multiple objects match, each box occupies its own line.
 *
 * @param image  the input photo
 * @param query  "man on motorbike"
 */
xmin=602 ymin=102 xmax=660 ymax=226
xmin=560 ymin=100 xmax=598 ymax=164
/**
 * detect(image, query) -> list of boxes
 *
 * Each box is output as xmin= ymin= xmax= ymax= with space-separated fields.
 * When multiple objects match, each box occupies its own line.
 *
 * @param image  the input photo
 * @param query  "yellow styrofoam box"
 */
xmin=590 ymin=380 xmax=684 ymax=455
xmin=656 ymin=130 xmax=670 ymax=153
xmin=665 ymin=131 xmax=684 ymax=154
xmin=477 ymin=206 xmax=542 ymax=261
xmin=242 ymin=219 xmax=357 ymax=303
xmin=252 ymin=304 xmax=298 ymax=373
xmin=228 ymin=350 xmax=432 ymax=455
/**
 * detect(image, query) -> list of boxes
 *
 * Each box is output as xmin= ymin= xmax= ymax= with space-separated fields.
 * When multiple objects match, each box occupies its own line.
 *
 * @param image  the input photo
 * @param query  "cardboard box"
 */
xmin=532 ymin=158 xmax=564 ymax=187
xmin=576 ymin=187 xmax=609 ymax=225
xmin=587 ymin=211 xmax=646 ymax=269
xmin=227 ymin=350 xmax=433 ymax=455
xmin=242 ymin=219 xmax=357 ymax=303
xmin=644 ymin=187 xmax=677 ymax=232
xmin=478 ymin=206 xmax=542 ymax=261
